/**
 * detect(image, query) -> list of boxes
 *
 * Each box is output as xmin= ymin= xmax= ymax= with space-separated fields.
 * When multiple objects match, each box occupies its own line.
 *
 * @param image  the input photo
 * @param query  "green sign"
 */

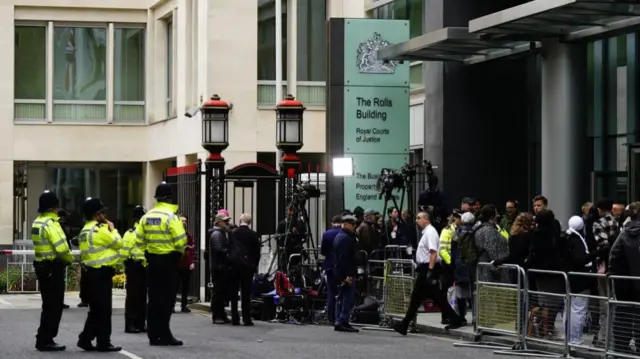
xmin=343 ymin=153 xmax=408 ymax=212
xmin=343 ymin=86 xmax=409 ymax=154
xmin=344 ymin=19 xmax=410 ymax=87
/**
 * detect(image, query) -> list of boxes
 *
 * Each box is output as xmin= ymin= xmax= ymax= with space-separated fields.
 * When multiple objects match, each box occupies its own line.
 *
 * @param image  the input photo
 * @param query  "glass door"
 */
xmin=591 ymin=171 xmax=628 ymax=203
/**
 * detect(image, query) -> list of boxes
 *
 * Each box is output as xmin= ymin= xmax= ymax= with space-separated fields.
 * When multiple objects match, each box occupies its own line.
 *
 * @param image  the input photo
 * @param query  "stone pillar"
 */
xmin=540 ymin=40 xmax=586 ymax=227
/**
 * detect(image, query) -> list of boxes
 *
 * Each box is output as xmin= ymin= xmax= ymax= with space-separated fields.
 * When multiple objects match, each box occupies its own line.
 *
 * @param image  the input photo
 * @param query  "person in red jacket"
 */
xmin=175 ymin=215 xmax=196 ymax=313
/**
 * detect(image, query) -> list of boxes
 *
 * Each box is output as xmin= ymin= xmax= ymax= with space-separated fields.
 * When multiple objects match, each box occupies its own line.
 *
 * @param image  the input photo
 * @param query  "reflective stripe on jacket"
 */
xmin=497 ymin=225 xmax=509 ymax=240
xmin=79 ymin=220 xmax=123 ymax=268
xmin=120 ymin=223 xmax=147 ymax=266
xmin=136 ymin=202 xmax=187 ymax=255
xmin=31 ymin=213 xmax=73 ymax=263
xmin=439 ymin=224 xmax=456 ymax=265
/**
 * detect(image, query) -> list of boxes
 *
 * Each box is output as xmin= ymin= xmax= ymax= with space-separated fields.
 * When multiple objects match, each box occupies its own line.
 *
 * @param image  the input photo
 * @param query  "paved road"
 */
xmin=0 ymin=292 xmax=513 ymax=359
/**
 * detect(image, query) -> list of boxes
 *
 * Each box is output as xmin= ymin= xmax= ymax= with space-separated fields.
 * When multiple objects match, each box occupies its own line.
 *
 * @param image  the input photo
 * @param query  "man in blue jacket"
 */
xmin=321 ymin=215 xmax=342 ymax=324
xmin=333 ymin=213 xmax=359 ymax=333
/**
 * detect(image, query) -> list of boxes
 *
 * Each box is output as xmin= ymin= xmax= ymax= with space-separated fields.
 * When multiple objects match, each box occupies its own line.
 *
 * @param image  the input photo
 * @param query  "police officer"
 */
xmin=121 ymin=205 xmax=148 ymax=333
xmin=76 ymin=197 xmax=123 ymax=352
xmin=32 ymin=190 xmax=74 ymax=352
xmin=137 ymin=182 xmax=187 ymax=346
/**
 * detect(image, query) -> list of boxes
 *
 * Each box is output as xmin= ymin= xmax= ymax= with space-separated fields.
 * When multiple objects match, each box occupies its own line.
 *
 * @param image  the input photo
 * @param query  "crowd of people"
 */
xmin=320 ymin=193 xmax=640 ymax=352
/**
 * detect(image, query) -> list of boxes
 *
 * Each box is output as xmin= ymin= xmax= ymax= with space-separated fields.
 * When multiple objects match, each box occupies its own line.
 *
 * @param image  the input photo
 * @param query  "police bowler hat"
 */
xmin=38 ymin=190 xmax=59 ymax=213
xmin=133 ymin=205 xmax=147 ymax=219
xmin=155 ymin=181 xmax=172 ymax=199
xmin=83 ymin=197 xmax=106 ymax=218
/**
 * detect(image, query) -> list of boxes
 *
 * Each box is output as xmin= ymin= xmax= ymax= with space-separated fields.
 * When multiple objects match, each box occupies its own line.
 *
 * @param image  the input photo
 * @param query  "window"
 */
xmin=15 ymin=26 xmax=47 ymax=121
xmin=166 ymin=20 xmax=174 ymax=118
xmin=45 ymin=164 xmax=143 ymax=234
xmin=372 ymin=0 xmax=424 ymax=89
xmin=296 ymin=0 xmax=325 ymax=82
xmin=114 ymin=27 xmax=145 ymax=123
xmin=14 ymin=23 xmax=146 ymax=124
xmin=53 ymin=26 xmax=107 ymax=122
xmin=589 ymin=33 xmax=637 ymax=201
xmin=257 ymin=0 xmax=287 ymax=81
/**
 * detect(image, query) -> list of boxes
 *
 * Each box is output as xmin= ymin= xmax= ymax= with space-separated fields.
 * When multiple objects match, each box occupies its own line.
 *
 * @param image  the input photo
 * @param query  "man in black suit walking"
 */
xmin=227 ymin=213 xmax=261 ymax=326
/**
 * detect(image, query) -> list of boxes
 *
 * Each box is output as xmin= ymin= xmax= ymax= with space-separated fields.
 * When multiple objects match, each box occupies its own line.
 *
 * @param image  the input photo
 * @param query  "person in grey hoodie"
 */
xmin=474 ymin=205 xmax=509 ymax=282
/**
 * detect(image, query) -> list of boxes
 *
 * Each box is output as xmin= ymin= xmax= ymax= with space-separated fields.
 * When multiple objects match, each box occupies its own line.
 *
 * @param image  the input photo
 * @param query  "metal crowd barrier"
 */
xmin=566 ymin=272 xmax=606 ymax=355
xmin=455 ymin=263 xmax=527 ymax=351
xmin=382 ymin=259 xmax=416 ymax=321
xmin=452 ymin=267 xmax=640 ymax=359
xmin=1 ymin=249 xmax=82 ymax=294
xmin=360 ymin=258 xmax=416 ymax=332
xmin=607 ymin=275 xmax=640 ymax=359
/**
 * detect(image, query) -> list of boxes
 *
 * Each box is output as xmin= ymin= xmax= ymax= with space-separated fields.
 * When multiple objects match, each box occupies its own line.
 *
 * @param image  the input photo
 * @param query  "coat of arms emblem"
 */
xmin=356 ymin=32 xmax=397 ymax=74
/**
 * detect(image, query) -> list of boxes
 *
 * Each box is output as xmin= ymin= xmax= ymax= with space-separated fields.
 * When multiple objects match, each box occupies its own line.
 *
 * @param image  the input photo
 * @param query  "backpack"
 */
xmin=274 ymin=271 xmax=294 ymax=297
xmin=457 ymin=228 xmax=479 ymax=266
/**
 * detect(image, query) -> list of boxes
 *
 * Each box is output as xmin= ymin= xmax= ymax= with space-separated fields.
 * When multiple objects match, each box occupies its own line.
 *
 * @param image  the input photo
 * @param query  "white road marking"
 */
xmin=0 ymin=297 xmax=14 ymax=306
xmin=120 ymin=350 xmax=144 ymax=359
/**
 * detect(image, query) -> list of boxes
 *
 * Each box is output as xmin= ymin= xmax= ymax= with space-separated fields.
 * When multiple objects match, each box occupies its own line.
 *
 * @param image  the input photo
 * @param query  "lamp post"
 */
xmin=200 ymin=94 xmax=230 ymax=229
xmin=275 ymin=94 xmax=305 ymax=215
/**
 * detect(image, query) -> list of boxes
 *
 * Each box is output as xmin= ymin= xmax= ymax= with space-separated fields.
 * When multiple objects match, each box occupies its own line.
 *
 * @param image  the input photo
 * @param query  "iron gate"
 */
xmin=165 ymin=161 xmax=201 ymax=301
xmin=165 ymin=161 xmax=326 ymax=303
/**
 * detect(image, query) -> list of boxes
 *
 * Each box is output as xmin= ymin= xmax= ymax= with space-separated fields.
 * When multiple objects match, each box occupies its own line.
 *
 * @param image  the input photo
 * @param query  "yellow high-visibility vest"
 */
xmin=31 ymin=213 xmax=73 ymax=263
xmin=120 ymin=223 xmax=147 ymax=266
xmin=439 ymin=224 xmax=456 ymax=265
xmin=78 ymin=220 xmax=123 ymax=268
xmin=136 ymin=202 xmax=187 ymax=255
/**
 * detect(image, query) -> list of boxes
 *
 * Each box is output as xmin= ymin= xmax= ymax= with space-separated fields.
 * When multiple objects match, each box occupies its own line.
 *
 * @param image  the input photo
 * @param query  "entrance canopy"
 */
xmin=377 ymin=27 xmax=538 ymax=65
xmin=469 ymin=0 xmax=640 ymax=42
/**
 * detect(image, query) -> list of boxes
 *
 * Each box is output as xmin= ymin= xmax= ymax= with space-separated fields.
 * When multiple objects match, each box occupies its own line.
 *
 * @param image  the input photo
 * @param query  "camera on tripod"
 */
xmin=376 ymin=168 xmax=405 ymax=197
xmin=291 ymin=181 xmax=321 ymax=206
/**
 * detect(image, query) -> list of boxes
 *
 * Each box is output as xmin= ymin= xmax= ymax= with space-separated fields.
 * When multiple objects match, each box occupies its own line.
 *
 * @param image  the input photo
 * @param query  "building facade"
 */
xmin=372 ymin=0 xmax=640 ymax=225
xmin=4 ymin=0 xmax=368 ymax=246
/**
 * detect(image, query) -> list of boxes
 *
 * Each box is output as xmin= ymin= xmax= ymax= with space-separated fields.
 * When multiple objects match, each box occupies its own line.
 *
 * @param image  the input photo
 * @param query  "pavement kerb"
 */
xmin=189 ymin=302 xmax=604 ymax=358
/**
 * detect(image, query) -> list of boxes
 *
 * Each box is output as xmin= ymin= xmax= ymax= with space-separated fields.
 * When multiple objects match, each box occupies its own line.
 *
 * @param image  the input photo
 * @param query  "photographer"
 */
xmin=418 ymin=175 xmax=448 ymax=234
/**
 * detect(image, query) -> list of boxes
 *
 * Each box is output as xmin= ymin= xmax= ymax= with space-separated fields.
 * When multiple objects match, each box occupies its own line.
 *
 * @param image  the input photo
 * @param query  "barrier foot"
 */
xmin=453 ymin=342 xmax=512 ymax=350
xmin=493 ymin=350 xmax=561 ymax=358
xmin=360 ymin=326 xmax=394 ymax=332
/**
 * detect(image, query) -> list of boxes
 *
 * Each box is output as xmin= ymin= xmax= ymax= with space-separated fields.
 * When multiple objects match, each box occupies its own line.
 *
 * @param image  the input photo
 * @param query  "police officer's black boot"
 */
xmin=96 ymin=344 xmax=122 ymax=352
xmin=36 ymin=341 xmax=66 ymax=352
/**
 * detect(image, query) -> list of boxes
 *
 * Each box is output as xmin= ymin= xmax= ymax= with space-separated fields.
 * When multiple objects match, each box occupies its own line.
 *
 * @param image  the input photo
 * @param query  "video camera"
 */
xmin=291 ymin=181 xmax=321 ymax=206
xmin=376 ymin=168 xmax=405 ymax=199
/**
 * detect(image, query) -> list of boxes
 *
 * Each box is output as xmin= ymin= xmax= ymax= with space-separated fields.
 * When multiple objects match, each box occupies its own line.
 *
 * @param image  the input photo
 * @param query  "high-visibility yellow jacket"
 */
xmin=439 ymin=224 xmax=456 ymax=265
xmin=120 ymin=222 xmax=146 ymax=266
xmin=31 ymin=212 xmax=74 ymax=263
xmin=136 ymin=202 xmax=187 ymax=255
xmin=497 ymin=225 xmax=509 ymax=240
xmin=78 ymin=220 xmax=123 ymax=268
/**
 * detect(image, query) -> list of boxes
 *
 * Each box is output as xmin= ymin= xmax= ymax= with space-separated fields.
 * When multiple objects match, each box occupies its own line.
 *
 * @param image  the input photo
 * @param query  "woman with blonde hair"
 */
xmin=493 ymin=212 xmax=534 ymax=268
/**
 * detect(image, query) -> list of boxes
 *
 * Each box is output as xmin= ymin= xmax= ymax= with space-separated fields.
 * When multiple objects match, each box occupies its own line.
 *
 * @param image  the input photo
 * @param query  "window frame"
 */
xmin=51 ymin=23 xmax=109 ymax=123
xmin=14 ymin=23 xmax=48 ymax=121
xmin=14 ymin=21 xmax=147 ymax=125
xmin=166 ymin=18 xmax=175 ymax=119
xmin=113 ymin=24 xmax=147 ymax=123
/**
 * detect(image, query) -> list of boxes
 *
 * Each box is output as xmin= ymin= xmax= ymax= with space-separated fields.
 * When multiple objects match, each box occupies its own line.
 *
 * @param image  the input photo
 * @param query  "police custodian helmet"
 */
xmin=83 ymin=197 xmax=106 ymax=218
xmin=37 ymin=190 xmax=59 ymax=213
xmin=154 ymin=181 xmax=172 ymax=199
xmin=132 ymin=205 xmax=147 ymax=219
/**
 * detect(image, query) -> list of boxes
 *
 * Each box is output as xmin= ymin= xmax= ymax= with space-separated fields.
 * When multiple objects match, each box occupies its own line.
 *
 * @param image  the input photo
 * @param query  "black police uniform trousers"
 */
xmin=146 ymin=252 xmax=180 ymax=341
xmin=79 ymin=266 xmax=115 ymax=346
xmin=400 ymin=264 xmax=461 ymax=327
xmin=34 ymin=259 xmax=66 ymax=345
xmin=124 ymin=260 xmax=147 ymax=330
xmin=79 ymin=265 xmax=90 ymax=304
